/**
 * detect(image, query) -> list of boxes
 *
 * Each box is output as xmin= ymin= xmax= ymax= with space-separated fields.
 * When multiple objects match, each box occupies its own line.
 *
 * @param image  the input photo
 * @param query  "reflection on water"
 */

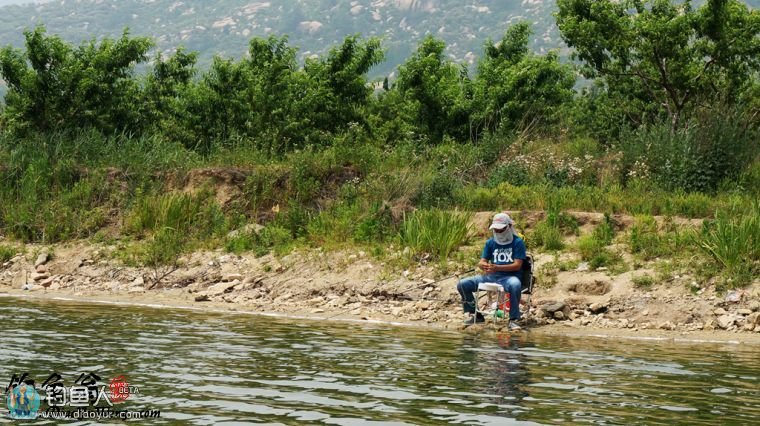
xmin=0 ymin=297 xmax=758 ymax=424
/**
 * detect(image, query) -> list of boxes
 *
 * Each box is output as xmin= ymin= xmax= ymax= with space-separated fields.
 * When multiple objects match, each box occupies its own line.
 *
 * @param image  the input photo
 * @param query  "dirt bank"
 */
xmin=1 ymin=238 xmax=759 ymax=344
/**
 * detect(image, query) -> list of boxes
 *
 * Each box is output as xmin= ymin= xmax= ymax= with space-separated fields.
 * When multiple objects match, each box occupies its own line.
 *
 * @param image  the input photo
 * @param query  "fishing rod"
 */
xmin=324 ymin=267 xmax=475 ymax=321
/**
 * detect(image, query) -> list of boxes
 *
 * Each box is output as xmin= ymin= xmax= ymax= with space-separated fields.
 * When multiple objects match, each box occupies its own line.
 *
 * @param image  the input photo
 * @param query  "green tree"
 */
xmin=393 ymin=35 xmax=471 ymax=143
xmin=556 ymin=0 xmax=760 ymax=131
xmin=0 ymin=26 xmax=153 ymax=134
xmin=472 ymin=22 xmax=576 ymax=136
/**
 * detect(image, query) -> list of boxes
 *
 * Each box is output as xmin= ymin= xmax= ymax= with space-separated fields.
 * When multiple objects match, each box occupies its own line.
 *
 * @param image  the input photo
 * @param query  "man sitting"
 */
xmin=456 ymin=212 xmax=526 ymax=330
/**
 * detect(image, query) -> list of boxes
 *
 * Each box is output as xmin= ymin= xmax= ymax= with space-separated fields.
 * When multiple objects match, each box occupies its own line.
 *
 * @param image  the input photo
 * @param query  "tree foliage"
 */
xmin=557 ymin=0 xmax=760 ymax=130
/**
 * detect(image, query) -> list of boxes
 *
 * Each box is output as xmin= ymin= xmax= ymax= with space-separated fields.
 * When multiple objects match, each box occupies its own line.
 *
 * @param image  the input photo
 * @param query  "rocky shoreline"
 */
xmin=2 ymin=241 xmax=759 ymax=344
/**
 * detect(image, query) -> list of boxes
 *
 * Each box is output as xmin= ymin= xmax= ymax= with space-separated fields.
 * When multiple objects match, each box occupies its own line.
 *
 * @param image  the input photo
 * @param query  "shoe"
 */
xmin=508 ymin=320 xmax=522 ymax=331
xmin=463 ymin=313 xmax=485 ymax=326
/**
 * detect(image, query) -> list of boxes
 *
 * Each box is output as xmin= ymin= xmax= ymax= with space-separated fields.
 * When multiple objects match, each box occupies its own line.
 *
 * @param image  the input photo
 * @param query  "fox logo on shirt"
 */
xmin=492 ymin=248 xmax=514 ymax=264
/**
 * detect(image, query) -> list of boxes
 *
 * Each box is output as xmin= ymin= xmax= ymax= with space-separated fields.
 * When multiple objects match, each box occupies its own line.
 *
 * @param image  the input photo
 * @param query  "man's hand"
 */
xmin=479 ymin=259 xmax=494 ymax=273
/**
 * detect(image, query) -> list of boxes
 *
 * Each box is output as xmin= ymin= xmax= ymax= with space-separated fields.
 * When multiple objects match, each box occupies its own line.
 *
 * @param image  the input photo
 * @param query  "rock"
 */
xmin=35 ymin=264 xmax=48 ymax=273
xmin=553 ymin=311 xmax=565 ymax=320
xmin=542 ymin=301 xmax=566 ymax=314
xmin=226 ymin=223 xmax=264 ymax=239
xmin=576 ymin=262 xmax=590 ymax=272
xmin=391 ymin=307 xmax=403 ymax=316
xmin=746 ymin=312 xmax=760 ymax=327
xmin=203 ymin=281 xmax=238 ymax=297
xmin=311 ymin=308 xmax=325 ymax=314
xmin=737 ymin=309 xmax=752 ymax=316
xmin=128 ymin=286 xmax=145 ymax=294
xmin=194 ymin=294 xmax=210 ymax=302
xmin=716 ymin=315 xmax=735 ymax=330
xmin=49 ymin=283 xmax=61 ymax=291
xmin=659 ymin=321 xmax=676 ymax=330
xmin=589 ymin=302 xmax=608 ymax=314
xmin=222 ymin=274 xmax=243 ymax=282
xmin=416 ymin=301 xmax=432 ymax=310
xmin=34 ymin=253 xmax=49 ymax=267
xmin=755 ymin=325 xmax=760 ymax=333
xmin=703 ymin=319 xmax=716 ymax=331
xmin=619 ymin=318 xmax=629 ymax=328
xmin=132 ymin=276 xmax=144 ymax=286
xmin=31 ymin=272 xmax=50 ymax=282
xmin=714 ymin=307 xmax=727 ymax=316
xmin=39 ymin=276 xmax=56 ymax=287
xmin=749 ymin=301 xmax=760 ymax=312
xmin=422 ymin=278 xmax=435 ymax=284
xmin=725 ymin=290 xmax=742 ymax=303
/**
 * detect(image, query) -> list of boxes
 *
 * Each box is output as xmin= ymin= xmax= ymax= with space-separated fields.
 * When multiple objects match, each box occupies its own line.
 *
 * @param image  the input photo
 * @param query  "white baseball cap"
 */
xmin=489 ymin=213 xmax=513 ymax=230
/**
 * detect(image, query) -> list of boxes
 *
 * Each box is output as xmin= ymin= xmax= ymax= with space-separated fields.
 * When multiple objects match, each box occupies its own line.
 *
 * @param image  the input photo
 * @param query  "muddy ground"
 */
xmin=2 ymin=219 xmax=759 ymax=344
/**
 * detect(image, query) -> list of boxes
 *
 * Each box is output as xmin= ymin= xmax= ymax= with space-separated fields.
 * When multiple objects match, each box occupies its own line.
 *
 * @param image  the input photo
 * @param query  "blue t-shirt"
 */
xmin=481 ymin=236 xmax=527 ymax=279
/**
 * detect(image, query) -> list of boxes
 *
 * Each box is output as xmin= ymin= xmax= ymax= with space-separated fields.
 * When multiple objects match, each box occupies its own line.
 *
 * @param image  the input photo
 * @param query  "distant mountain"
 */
xmin=0 ymin=0 xmax=565 ymax=77
xmin=0 ymin=1 xmax=757 ymax=77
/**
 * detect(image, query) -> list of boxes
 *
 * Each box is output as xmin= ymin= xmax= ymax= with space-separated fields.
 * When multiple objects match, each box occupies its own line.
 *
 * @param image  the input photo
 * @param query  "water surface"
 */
xmin=0 ymin=297 xmax=758 ymax=424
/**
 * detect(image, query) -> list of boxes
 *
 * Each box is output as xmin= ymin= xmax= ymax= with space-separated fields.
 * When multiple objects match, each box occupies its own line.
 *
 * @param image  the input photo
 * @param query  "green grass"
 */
xmin=0 ymin=245 xmax=20 ymax=263
xmin=694 ymin=202 xmax=759 ymax=287
xmin=399 ymin=209 xmax=471 ymax=261
xmin=632 ymin=274 xmax=655 ymax=289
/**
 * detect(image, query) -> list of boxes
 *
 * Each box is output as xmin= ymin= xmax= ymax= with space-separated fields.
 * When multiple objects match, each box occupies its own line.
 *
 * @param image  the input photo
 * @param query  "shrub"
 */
xmin=632 ymin=274 xmax=655 ymax=289
xmin=0 ymin=245 xmax=19 ymax=263
xmin=399 ymin=209 xmax=471 ymax=261
xmin=694 ymin=202 xmax=759 ymax=287
xmin=530 ymin=220 xmax=564 ymax=251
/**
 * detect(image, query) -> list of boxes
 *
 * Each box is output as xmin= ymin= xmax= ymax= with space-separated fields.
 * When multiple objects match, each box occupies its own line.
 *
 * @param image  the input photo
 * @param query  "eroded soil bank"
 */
xmin=2 ymin=235 xmax=759 ymax=344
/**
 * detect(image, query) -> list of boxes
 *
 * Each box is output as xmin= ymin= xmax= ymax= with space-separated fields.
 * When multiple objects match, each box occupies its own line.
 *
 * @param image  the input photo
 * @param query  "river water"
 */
xmin=0 ymin=297 xmax=758 ymax=425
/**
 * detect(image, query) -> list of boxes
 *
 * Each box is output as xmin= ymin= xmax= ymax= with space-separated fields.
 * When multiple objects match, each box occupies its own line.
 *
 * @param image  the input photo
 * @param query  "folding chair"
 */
xmin=475 ymin=254 xmax=536 ymax=322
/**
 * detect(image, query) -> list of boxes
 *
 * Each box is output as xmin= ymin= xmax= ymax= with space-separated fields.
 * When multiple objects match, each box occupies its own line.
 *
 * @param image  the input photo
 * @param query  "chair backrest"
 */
xmin=521 ymin=254 xmax=535 ymax=294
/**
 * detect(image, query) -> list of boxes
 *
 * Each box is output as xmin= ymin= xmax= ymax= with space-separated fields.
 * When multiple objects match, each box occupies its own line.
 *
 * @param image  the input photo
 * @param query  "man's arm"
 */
xmin=491 ymin=259 xmax=523 ymax=272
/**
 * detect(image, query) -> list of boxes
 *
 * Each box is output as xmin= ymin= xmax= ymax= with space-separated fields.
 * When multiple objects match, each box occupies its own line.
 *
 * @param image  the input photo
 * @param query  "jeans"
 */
xmin=457 ymin=274 xmax=522 ymax=320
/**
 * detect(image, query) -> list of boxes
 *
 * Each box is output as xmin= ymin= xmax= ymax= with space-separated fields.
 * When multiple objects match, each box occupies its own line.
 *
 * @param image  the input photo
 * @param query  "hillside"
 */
xmin=0 ymin=0 xmax=565 ymax=76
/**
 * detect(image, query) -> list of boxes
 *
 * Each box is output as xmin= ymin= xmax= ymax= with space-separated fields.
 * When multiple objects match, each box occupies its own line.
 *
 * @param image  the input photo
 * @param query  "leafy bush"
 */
xmin=399 ymin=209 xmax=471 ymax=261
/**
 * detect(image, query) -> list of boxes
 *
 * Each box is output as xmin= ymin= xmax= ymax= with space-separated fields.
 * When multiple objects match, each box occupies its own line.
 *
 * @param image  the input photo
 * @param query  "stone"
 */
xmin=749 ymin=301 xmax=760 ymax=312
xmin=659 ymin=321 xmax=675 ymax=330
xmin=203 ymin=281 xmax=238 ymax=296
xmin=542 ymin=301 xmax=566 ymax=314
xmin=222 ymin=274 xmax=243 ymax=282
xmin=31 ymin=272 xmax=50 ymax=282
xmin=553 ymin=311 xmax=565 ymax=320
xmin=589 ymin=302 xmax=608 ymax=314
xmin=745 ymin=312 xmax=760 ymax=327
xmin=226 ymin=223 xmax=264 ymax=239
xmin=755 ymin=325 xmax=760 ymax=333
xmin=311 ymin=308 xmax=325 ymax=314
xmin=35 ymin=264 xmax=48 ymax=273
xmin=737 ymin=309 xmax=752 ymax=316
xmin=194 ymin=294 xmax=210 ymax=302
xmin=132 ymin=276 xmax=144 ymax=286
xmin=422 ymin=278 xmax=435 ymax=284
xmin=49 ymin=282 xmax=61 ymax=291
xmin=714 ymin=307 xmax=727 ymax=316
xmin=39 ymin=276 xmax=56 ymax=287
xmin=619 ymin=318 xmax=629 ymax=328
xmin=716 ymin=315 xmax=735 ymax=330
xmin=34 ymin=253 xmax=49 ymax=267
